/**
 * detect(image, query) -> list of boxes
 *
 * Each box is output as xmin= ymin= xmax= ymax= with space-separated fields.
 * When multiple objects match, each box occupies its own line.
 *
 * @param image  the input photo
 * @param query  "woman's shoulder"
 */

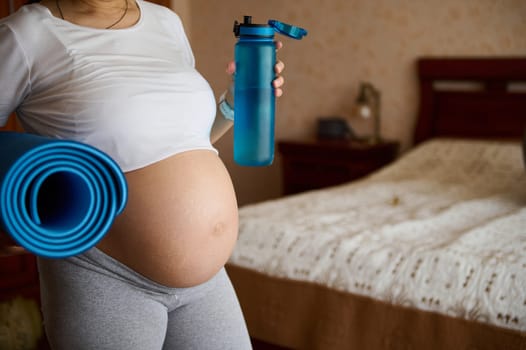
xmin=137 ymin=0 xmax=188 ymax=38
xmin=0 ymin=4 xmax=49 ymax=33
xmin=138 ymin=0 xmax=183 ymax=24
xmin=139 ymin=1 xmax=175 ymax=14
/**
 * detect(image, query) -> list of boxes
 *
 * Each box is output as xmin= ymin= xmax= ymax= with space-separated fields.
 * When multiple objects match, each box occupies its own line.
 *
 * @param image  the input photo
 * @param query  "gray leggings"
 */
xmin=37 ymin=248 xmax=252 ymax=350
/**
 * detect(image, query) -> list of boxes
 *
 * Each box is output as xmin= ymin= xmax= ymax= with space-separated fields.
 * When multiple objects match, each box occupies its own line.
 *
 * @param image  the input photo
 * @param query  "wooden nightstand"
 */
xmin=278 ymin=138 xmax=399 ymax=195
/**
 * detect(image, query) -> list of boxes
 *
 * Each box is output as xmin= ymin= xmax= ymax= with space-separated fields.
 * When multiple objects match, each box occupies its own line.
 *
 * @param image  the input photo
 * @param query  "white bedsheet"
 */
xmin=229 ymin=139 xmax=526 ymax=331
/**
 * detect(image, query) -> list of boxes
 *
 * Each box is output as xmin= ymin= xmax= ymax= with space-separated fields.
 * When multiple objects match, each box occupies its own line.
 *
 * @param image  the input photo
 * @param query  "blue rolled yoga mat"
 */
xmin=0 ymin=131 xmax=127 ymax=258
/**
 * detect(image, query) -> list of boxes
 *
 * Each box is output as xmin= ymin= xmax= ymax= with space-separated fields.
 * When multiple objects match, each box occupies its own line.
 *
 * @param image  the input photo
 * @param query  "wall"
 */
xmin=184 ymin=0 xmax=526 ymax=206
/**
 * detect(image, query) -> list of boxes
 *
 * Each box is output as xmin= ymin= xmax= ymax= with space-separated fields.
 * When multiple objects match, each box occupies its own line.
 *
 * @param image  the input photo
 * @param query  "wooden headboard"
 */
xmin=414 ymin=57 xmax=526 ymax=144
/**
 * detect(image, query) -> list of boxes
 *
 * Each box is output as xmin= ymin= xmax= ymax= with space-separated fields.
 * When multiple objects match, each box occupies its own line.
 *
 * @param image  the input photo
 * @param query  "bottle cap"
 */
xmin=268 ymin=20 xmax=308 ymax=40
xmin=234 ymin=16 xmax=274 ymax=37
xmin=234 ymin=16 xmax=308 ymax=40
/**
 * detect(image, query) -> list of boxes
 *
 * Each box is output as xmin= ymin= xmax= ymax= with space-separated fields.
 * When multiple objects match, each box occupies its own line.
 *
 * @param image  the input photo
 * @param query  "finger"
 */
xmin=274 ymin=60 xmax=285 ymax=74
xmin=275 ymin=40 xmax=283 ymax=51
xmin=225 ymin=61 xmax=236 ymax=75
xmin=275 ymin=88 xmax=283 ymax=97
xmin=273 ymin=75 xmax=285 ymax=89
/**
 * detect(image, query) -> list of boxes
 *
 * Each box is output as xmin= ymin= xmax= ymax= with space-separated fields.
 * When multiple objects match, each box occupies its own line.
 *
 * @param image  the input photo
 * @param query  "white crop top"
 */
xmin=0 ymin=1 xmax=217 ymax=172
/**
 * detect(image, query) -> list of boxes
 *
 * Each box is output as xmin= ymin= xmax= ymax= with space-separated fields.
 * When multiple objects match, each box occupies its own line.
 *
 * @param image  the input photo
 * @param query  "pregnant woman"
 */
xmin=0 ymin=0 xmax=285 ymax=348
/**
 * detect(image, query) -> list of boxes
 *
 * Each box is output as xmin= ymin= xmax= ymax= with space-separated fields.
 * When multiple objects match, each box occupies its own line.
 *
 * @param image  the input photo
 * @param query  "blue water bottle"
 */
xmin=233 ymin=16 xmax=307 ymax=166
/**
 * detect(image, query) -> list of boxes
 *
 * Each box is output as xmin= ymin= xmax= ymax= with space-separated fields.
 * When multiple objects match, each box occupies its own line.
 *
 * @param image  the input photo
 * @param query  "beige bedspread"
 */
xmin=229 ymin=139 xmax=526 ymax=333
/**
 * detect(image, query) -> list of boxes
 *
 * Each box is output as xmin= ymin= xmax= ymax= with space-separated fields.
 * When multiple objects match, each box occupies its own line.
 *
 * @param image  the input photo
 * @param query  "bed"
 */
xmin=225 ymin=57 xmax=526 ymax=350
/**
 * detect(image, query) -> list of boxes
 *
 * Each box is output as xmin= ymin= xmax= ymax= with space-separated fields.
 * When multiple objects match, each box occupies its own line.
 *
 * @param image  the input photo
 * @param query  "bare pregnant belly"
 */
xmin=96 ymin=150 xmax=239 ymax=287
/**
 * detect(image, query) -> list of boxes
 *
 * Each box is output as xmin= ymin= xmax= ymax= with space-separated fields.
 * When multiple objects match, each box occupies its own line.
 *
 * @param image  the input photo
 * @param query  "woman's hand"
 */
xmin=272 ymin=41 xmax=285 ymax=97
xmin=225 ymin=41 xmax=286 ymax=98
xmin=0 ymin=230 xmax=26 ymax=257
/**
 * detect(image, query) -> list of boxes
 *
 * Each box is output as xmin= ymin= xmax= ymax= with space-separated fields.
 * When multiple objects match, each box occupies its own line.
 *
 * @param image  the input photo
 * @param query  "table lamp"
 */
xmin=355 ymin=82 xmax=382 ymax=144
